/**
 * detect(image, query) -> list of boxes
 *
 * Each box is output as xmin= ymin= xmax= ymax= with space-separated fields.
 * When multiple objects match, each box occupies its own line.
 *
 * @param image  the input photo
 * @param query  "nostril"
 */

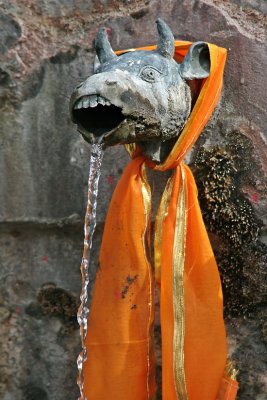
xmin=105 ymin=79 xmax=117 ymax=86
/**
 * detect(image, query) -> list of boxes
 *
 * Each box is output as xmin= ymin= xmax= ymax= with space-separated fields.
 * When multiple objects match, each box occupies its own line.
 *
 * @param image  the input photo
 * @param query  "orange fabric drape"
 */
xmin=84 ymin=41 xmax=238 ymax=399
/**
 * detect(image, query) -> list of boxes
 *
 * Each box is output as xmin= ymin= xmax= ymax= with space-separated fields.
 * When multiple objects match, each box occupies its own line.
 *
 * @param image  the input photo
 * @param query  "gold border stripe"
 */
xmin=173 ymin=164 xmax=188 ymax=400
xmin=154 ymin=175 xmax=174 ymax=287
xmin=140 ymin=163 xmax=154 ymax=399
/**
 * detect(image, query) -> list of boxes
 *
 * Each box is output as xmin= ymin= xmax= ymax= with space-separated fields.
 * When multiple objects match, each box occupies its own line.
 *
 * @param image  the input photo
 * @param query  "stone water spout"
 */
xmin=69 ymin=18 xmax=238 ymax=400
xmin=69 ymin=18 xmax=211 ymax=163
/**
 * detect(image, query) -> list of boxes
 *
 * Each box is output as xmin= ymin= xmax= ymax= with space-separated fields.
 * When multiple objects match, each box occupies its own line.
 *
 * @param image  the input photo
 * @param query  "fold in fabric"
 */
xmin=84 ymin=158 xmax=156 ymax=400
xmin=84 ymin=41 xmax=238 ymax=399
xmin=217 ymin=378 xmax=239 ymax=400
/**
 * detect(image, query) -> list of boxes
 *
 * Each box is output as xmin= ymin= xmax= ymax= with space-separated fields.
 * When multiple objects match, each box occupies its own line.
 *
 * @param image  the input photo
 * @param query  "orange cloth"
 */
xmin=218 ymin=377 xmax=239 ymax=400
xmin=84 ymin=41 xmax=238 ymax=399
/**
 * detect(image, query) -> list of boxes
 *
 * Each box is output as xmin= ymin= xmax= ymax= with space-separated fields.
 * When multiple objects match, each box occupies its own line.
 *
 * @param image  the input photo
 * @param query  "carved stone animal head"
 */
xmin=70 ymin=19 xmax=210 ymax=163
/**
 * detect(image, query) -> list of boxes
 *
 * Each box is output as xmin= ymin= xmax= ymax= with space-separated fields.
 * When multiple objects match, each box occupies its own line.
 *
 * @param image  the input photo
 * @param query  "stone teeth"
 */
xmin=82 ymin=96 xmax=90 ymax=108
xmin=74 ymin=95 xmax=111 ymax=110
xmin=97 ymin=95 xmax=106 ymax=106
xmin=75 ymin=99 xmax=83 ymax=109
xmin=90 ymin=94 xmax=98 ymax=107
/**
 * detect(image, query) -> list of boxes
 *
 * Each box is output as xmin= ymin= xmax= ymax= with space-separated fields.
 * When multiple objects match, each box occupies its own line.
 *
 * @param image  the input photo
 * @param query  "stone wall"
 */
xmin=0 ymin=1 xmax=266 ymax=399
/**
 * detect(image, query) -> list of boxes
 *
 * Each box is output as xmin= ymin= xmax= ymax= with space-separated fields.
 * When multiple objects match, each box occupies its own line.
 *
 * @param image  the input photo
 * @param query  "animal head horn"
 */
xmin=156 ymin=18 xmax=175 ymax=59
xmin=94 ymin=27 xmax=117 ymax=64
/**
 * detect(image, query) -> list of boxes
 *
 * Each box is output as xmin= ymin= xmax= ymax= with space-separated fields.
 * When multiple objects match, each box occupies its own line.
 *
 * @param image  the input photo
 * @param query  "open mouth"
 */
xmin=72 ymin=94 xmax=126 ymax=140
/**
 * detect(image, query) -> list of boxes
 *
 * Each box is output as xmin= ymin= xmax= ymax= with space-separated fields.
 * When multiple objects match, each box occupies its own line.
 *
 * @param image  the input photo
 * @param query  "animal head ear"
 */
xmin=156 ymin=18 xmax=175 ymax=59
xmin=180 ymin=42 xmax=210 ymax=80
xmin=94 ymin=27 xmax=117 ymax=64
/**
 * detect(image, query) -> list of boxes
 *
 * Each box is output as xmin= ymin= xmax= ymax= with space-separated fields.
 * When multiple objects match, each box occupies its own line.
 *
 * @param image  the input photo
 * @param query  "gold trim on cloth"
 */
xmin=154 ymin=175 xmax=174 ymax=287
xmin=141 ymin=163 xmax=155 ymax=399
xmin=141 ymin=163 xmax=152 ymax=255
xmin=225 ymin=360 xmax=239 ymax=381
xmin=173 ymin=164 xmax=188 ymax=400
xmin=125 ymin=143 xmax=137 ymax=158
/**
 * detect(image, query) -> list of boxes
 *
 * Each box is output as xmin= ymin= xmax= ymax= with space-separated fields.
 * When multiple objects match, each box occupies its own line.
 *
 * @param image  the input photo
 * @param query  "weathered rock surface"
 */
xmin=0 ymin=1 xmax=266 ymax=399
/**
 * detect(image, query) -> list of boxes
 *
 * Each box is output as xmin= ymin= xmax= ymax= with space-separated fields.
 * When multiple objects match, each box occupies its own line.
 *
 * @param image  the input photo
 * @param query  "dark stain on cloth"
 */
xmin=121 ymin=274 xmax=138 ymax=299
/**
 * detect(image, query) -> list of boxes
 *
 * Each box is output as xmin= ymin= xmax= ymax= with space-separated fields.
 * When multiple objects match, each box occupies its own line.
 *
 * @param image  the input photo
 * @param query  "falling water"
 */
xmin=77 ymin=143 xmax=104 ymax=400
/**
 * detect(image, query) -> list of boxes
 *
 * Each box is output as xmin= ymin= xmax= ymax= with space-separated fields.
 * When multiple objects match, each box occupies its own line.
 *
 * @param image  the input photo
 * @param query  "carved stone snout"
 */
xmin=70 ymin=19 xmax=211 ymax=163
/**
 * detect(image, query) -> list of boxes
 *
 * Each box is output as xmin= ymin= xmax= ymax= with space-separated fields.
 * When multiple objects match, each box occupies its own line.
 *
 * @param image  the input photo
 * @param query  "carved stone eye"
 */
xmin=140 ymin=66 xmax=162 ymax=82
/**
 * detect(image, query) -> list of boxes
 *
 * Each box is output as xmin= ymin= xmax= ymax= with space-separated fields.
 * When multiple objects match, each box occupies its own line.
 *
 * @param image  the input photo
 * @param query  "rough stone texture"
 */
xmin=0 ymin=1 xmax=266 ymax=399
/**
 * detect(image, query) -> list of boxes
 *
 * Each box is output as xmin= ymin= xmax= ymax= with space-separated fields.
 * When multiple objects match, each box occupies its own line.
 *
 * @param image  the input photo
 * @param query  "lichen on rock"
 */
xmin=194 ymin=131 xmax=267 ymax=316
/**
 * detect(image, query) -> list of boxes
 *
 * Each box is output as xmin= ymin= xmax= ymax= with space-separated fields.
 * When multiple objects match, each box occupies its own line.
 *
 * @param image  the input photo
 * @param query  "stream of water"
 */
xmin=77 ymin=143 xmax=104 ymax=400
